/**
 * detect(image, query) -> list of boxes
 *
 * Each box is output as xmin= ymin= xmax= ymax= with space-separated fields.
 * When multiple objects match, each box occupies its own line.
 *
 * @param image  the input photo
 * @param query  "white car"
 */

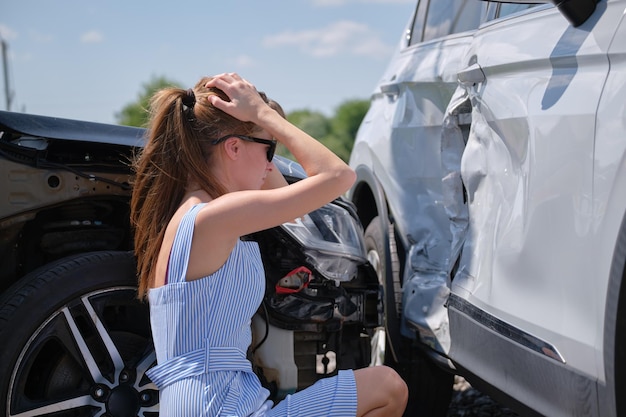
xmin=348 ymin=1 xmax=624 ymax=416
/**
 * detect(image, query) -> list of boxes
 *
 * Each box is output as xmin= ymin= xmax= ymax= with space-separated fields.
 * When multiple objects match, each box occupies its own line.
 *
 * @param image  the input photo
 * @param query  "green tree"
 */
xmin=279 ymin=110 xmax=331 ymax=159
xmin=284 ymin=100 xmax=369 ymax=162
xmin=116 ymin=76 xmax=182 ymax=127
xmin=287 ymin=110 xmax=331 ymax=139
xmin=116 ymin=76 xmax=370 ymax=162
xmin=325 ymin=99 xmax=370 ymax=161
xmin=331 ymin=99 xmax=370 ymax=144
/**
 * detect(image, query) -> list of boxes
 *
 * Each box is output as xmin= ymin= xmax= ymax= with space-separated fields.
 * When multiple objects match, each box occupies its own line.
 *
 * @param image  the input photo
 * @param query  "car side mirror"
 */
xmin=551 ymin=0 xmax=598 ymax=26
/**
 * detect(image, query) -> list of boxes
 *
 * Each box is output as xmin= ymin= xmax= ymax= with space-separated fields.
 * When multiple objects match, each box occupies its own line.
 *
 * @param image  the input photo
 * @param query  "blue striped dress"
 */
xmin=147 ymin=203 xmax=357 ymax=417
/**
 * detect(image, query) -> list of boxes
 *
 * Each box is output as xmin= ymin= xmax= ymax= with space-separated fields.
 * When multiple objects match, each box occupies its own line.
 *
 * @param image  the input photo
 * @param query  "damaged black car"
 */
xmin=0 ymin=110 xmax=381 ymax=417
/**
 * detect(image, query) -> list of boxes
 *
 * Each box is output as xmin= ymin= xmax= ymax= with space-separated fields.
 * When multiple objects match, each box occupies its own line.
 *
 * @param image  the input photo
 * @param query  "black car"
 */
xmin=0 ymin=110 xmax=380 ymax=417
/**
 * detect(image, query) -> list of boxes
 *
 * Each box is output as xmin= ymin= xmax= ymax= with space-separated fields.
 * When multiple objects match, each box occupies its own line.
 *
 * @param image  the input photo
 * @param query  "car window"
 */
xmin=407 ymin=0 xmax=429 ymax=46
xmin=422 ymin=0 xmax=488 ymax=42
xmin=498 ymin=3 xmax=540 ymax=19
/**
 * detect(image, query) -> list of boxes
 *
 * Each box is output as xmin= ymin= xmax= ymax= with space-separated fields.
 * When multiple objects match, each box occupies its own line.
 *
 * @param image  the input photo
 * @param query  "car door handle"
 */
xmin=458 ymin=63 xmax=485 ymax=86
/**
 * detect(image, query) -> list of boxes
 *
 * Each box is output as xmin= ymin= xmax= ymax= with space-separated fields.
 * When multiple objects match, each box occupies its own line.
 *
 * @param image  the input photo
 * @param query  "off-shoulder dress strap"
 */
xmin=166 ymin=203 xmax=206 ymax=284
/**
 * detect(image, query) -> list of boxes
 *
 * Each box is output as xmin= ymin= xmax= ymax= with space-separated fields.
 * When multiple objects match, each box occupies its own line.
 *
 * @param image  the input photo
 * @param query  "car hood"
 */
xmin=0 ymin=110 xmax=145 ymax=147
xmin=0 ymin=110 xmax=305 ymax=180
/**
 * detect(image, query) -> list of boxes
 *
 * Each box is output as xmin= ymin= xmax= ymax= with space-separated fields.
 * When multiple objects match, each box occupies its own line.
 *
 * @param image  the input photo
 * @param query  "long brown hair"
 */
xmin=131 ymin=76 xmax=263 ymax=298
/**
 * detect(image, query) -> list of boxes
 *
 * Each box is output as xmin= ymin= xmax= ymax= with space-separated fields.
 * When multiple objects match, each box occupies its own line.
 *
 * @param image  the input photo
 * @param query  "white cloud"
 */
xmin=233 ymin=54 xmax=256 ymax=68
xmin=0 ymin=24 xmax=18 ymax=41
xmin=263 ymin=20 xmax=391 ymax=59
xmin=80 ymin=30 xmax=104 ymax=44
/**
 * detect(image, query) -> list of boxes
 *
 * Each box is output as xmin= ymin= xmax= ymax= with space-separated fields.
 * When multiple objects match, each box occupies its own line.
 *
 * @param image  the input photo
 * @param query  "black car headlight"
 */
xmin=280 ymin=202 xmax=367 ymax=282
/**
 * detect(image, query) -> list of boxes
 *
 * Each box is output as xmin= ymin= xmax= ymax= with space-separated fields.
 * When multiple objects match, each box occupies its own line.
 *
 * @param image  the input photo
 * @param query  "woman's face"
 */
xmin=235 ymin=132 xmax=274 ymax=190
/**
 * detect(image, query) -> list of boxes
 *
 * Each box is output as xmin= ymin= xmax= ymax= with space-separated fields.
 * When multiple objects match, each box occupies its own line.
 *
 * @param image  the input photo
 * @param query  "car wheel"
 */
xmin=364 ymin=217 xmax=454 ymax=417
xmin=363 ymin=217 xmax=393 ymax=367
xmin=0 ymin=251 xmax=158 ymax=417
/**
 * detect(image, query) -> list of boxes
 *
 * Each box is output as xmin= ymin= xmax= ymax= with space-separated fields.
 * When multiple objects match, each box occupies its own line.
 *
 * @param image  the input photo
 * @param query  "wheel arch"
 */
xmin=348 ymin=164 xmax=389 ymax=232
xmin=0 ymin=196 xmax=133 ymax=293
xmin=348 ymin=164 xmax=408 ymax=359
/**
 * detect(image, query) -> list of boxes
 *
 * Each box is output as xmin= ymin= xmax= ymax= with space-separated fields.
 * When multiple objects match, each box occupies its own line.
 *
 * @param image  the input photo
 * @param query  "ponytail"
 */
xmin=131 ymin=78 xmax=266 ymax=298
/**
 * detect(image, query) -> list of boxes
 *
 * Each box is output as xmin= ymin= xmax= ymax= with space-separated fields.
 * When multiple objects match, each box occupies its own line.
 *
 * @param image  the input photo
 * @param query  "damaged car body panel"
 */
xmin=444 ymin=3 xmax=626 ymax=414
xmin=349 ymin=0 xmax=626 ymax=416
xmin=447 ymin=0 xmax=614 ymax=371
xmin=349 ymin=2 xmax=490 ymax=357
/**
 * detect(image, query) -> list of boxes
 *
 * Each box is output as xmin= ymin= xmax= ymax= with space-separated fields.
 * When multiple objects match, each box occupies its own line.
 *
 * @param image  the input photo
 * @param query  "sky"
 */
xmin=1 ymin=0 xmax=415 ymax=125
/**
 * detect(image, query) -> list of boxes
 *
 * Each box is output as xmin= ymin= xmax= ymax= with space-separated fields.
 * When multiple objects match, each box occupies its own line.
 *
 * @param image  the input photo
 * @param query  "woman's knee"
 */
xmin=354 ymin=366 xmax=407 ymax=416
xmin=376 ymin=366 xmax=406 ymax=388
xmin=382 ymin=366 xmax=408 ymax=402
xmin=355 ymin=365 xmax=408 ymax=403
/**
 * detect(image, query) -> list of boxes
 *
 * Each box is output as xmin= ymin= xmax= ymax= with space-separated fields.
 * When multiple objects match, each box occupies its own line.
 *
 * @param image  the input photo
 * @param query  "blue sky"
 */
xmin=1 ymin=0 xmax=414 ymax=125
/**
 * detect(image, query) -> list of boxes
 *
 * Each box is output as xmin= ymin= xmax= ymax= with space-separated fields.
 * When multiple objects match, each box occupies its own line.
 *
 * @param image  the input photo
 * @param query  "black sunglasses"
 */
xmin=211 ymin=135 xmax=277 ymax=162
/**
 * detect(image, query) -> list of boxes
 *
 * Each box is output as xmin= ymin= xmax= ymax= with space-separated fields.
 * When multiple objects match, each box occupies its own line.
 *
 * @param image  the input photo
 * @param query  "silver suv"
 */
xmin=348 ymin=1 xmax=624 ymax=416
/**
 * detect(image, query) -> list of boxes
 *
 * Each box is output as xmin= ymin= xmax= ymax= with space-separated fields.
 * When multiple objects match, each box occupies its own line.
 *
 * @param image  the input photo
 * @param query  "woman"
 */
xmin=130 ymin=72 xmax=408 ymax=417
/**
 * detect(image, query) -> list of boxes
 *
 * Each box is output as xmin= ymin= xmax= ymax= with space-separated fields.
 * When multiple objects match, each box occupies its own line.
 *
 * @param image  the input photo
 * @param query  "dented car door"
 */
xmin=442 ymin=2 xmax=623 ymax=413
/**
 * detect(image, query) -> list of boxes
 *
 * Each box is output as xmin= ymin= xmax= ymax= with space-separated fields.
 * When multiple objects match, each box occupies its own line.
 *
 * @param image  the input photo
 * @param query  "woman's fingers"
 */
xmin=204 ymin=73 xmax=266 ymax=122
xmin=205 ymin=73 xmax=249 ymax=93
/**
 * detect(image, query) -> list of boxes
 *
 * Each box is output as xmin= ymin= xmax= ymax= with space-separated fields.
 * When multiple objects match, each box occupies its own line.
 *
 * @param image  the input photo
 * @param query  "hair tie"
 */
xmin=182 ymin=88 xmax=196 ymax=109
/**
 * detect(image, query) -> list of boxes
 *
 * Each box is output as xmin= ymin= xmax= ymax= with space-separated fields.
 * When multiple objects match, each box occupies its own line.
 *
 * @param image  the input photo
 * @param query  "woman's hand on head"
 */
xmin=205 ymin=73 xmax=270 ymax=123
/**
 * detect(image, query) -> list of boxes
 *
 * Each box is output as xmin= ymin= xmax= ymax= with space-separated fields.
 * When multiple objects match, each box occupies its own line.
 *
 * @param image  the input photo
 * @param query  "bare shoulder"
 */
xmin=186 ymin=201 xmax=239 ymax=281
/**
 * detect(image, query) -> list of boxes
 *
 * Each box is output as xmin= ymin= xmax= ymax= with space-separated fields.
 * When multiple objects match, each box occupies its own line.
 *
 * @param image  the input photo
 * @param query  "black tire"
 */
xmin=0 ymin=251 xmax=158 ymax=417
xmin=364 ymin=217 xmax=454 ymax=417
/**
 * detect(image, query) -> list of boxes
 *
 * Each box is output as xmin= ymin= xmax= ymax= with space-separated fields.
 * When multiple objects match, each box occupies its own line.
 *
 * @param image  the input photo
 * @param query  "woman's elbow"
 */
xmin=337 ymin=166 xmax=356 ymax=193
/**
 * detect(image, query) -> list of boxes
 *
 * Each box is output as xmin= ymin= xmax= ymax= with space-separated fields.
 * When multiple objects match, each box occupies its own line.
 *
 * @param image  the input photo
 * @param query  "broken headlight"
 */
xmin=280 ymin=202 xmax=367 ymax=282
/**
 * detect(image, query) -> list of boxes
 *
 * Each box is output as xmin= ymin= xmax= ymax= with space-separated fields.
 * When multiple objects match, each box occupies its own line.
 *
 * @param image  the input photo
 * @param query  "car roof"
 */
xmin=0 ymin=110 xmax=146 ymax=147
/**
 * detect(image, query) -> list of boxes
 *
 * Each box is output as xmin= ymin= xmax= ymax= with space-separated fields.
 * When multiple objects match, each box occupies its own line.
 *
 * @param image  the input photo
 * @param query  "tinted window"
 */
xmin=408 ymin=0 xmax=429 ymax=46
xmin=423 ymin=0 xmax=487 ymax=42
xmin=498 ymin=4 xmax=539 ymax=19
